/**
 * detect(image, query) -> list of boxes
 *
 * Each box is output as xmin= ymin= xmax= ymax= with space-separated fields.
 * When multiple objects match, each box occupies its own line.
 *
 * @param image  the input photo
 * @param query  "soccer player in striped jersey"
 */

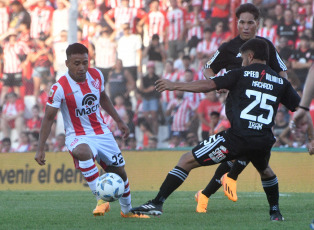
xmin=34 ymin=43 xmax=149 ymax=219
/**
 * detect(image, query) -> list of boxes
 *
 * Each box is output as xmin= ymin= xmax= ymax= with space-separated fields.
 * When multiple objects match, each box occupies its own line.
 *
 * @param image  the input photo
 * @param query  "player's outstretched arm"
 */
xmin=100 ymin=91 xmax=130 ymax=139
xmin=155 ymin=79 xmax=216 ymax=93
xmin=35 ymin=105 xmax=59 ymax=166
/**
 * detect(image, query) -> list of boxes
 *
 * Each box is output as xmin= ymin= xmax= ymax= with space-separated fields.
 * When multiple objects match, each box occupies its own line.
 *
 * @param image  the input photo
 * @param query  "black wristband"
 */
xmin=299 ymin=105 xmax=310 ymax=111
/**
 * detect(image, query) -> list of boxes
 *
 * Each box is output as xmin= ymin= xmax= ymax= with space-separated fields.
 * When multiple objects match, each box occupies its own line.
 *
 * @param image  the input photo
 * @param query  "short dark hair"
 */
xmin=66 ymin=43 xmax=88 ymax=59
xmin=210 ymin=111 xmax=220 ymax=117
xmin=185 ymin=69 xmax=193 ymax=75
xmin=2 ymin=137 xmax=11 ymax=144
xmin=239 ymin=38 xmax=269 ymax=62
xmin=236 ymin=3 xmax=260 ymax=20
xmin=182 ymin=55 xmax=191 ymax=60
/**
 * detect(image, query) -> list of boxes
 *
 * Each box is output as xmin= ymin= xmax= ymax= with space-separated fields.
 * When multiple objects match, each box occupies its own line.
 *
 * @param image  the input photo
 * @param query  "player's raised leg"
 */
xmin=70 ymin=143 xmax=111 ymax=216
xmin=131 ymin=151 xmax=200 ymax=215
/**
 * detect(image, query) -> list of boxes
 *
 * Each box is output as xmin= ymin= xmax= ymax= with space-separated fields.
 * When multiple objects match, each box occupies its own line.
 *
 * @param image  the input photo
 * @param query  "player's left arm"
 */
xmin=100 ymin=91 xmax=130 ymax=139
xmin=155 ymin=79 xmax=216 ymax=93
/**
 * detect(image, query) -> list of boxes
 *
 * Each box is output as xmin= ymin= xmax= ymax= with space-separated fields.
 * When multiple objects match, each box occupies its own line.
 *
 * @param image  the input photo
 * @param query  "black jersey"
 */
xmin=212 ymin=63 xmax=300 ymax=140
xmin=205 ymin=35 xmax=287 ymax=74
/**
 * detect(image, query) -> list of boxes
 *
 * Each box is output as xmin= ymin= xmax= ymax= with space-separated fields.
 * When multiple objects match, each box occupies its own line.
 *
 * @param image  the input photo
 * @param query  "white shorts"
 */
xmin=66 ymin=133 xmax=125 ymax=169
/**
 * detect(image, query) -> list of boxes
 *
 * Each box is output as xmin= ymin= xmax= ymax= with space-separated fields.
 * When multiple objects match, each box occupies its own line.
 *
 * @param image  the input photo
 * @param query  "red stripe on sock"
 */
xmin=80 ymin=164 xmax=96 ymax=172
xmin=122 ymin=190 xmax=130 ymax=197
xmin=125 ymin=182 xmax=129 ymax=189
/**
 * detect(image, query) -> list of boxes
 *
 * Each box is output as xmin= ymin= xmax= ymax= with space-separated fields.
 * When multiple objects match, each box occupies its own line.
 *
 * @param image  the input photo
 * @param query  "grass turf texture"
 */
xmin=1 ymin=191 xmax=313 ymax=230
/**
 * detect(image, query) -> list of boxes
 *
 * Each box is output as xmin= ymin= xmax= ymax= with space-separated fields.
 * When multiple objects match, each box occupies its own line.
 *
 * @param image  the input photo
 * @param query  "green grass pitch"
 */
xmin=0 ymin=191 xmax=313 ymax=230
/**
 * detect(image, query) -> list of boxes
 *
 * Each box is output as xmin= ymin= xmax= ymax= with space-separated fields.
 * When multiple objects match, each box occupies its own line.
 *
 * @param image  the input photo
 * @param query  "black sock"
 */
xmin=152 ymin=166 xmax=189 ymax=204
xmin=202 ymin=161 xmax=232 ymax=197
xmin=227 ymin=159 xmax=249 ymax=180
xmin=262 ymin=175 xmax=279 ymax=213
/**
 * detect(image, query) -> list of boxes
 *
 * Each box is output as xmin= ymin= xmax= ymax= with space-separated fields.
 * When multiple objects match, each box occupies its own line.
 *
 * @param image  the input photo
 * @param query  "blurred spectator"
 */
xmin=147 ymin=136 xmax=158 ymax=149
xmin=196 ymin=28 xmax=218 ymax=60
xmin=92 ymin=26 xmax=116 ymax=82
xmin=143 ymin=34 xmax=167 ymax=76
xmin=138 ymin=118 xmax=155 ymax=149
xmin=254 ymin=0 xmax=277 ymax=17
xmin=276 ymin=36 xmax=293 ymax=67
xmin=185 ymin=131 xmax=199 ymax=147
xmin=289 ymin=35 xmax=314 ymax=86
xmin=211 ymin=20 xmax=232 ymax=45
xmin=52 ymin=30 xmax=68 ymax=80
xmin=257 ymin=16 xmax=277 ymax=45
xmin=117 ymin=23 xmax=142 ymax=81
xmin=1 ymin=92 xmax=25 ymax=139
xmin=0 ymin=0 xmax=9 ymax=35
xmin=51 ymin=0 xmax=69 ymax=38
xmin=17 ymin=22 xmax=31 ymax=45
xmin=0 ymin=30 xmax=30 ymax=105
xmin=210 ymin=0 xmax=230 ymax=31
xmin=26 ymin=104 xmax=42 ymax=132
xmin=273 ymin=4 xmax=284 ymax=24
xmin=137 ymin=0 xmax=166 ymax=44
xmin=177 ymin=55 xmax=196 ymax=81
xmin=287 ymin=70 xmax=302 ymax=90
xmin=125 ymin=133 xmax=137 ymax=150
xmin=197 ymin=91 xmax=222 ymax=140
xmin=138 ymin=61 xmax=160 ymax=135
xmin=9 ymin=0 xmax=31 ymax=30
xmin=13 ymin=131 xmax=31 ymax=152
xmin=279 ymin=117 xmax=308 ymax=148
xmin=208 ymin=111 xmax=229 ymax=135
xmin=28 ymin=33 xmax=54 ymax=100
xmin=166 ymin=90 xmax=197 ymax=147
xmin=165 ymin=0 xmax=186 ymax=60
xmin=80 ymin=0 xmax=102 ymax=39
xmin=183 ymin=69 xmax=204 ymax=105
xmin=276 ymin=8 xmax=299 ymax=47
xmin=1 ymin=137 xmax=12 ymax=153
xmin=107 ymin=59 xmax=135 ymax=104
xmin=186 ymin=0 xmax=205 ymax=42
xmin=25 ymin=0 xmax=54 ymax=39
xmin=273 ymin=109 xmax=289 ymax=147
xmin=104 ymin=0 xmax=146 ymax=36
xmin=53 ymin=133 xmax=67 ymax=152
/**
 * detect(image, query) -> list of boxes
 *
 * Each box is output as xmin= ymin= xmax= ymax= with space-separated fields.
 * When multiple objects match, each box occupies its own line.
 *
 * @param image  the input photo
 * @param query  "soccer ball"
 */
xmin=96 ymin=173 xmax=125 ymax=202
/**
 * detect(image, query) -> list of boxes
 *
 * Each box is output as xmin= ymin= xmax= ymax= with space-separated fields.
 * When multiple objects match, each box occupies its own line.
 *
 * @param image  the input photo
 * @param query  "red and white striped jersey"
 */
xmin=105 ymin=0 xmax=121 ymax=8
xmin=146 ymin=10 xmax=166 ymax=42
xmin=196 ymin=39 xmax=219 ymax=56
xmin=167 ymin=98 xmax=197 ymax=132
xmin=106 ymin=7 xmax=146 ymax=33
xmin=29 ymin=5 xmax=54 ymax=39
xmin=3 ymin=98 xmax=25 ymax=117
xmin=159 ymin=0 xmax=169 ymax=12
xmin=0 ymin=7 xmax=9 ymax=35
xmin=186 ymin=11 xmax=205 ymax=40
xmin=166 ymin=7 xmax=186 ymax=41
xmin=202 ymin=0 xmax=212 ymax=11
xmin=184 ymin=91 xmax=205 ymax=106
xmin=47 ymin=68 xmax=111 ymax=137
xmin=88 ymin=8 xmax=102 ymax=24
xmin=161 ymin=71 xmax=180 ymax=103
xmin=257 ymin=26 xmax=277 ymax=45
xmin=93 ymin=36 xmax=117 ymax=68
xmin=3 ymin=41 xmax=30 ymax=73
xmin=129 ymin=0 xmax=145 ymax=9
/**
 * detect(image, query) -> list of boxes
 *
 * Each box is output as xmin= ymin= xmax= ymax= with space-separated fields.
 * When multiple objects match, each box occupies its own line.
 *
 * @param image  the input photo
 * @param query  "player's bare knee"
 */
xmin=72 ymin=144 xmax=93 ymax=160
xmin=258 ymin=165 xmax=275 ymax=178
xmin=177 ymin=151 xmax=199 ymax=172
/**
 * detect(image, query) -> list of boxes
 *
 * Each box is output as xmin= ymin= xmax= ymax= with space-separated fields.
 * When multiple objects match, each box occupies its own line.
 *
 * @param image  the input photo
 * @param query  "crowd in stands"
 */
xmin=0 ymin=0 xmax=313 ymax=152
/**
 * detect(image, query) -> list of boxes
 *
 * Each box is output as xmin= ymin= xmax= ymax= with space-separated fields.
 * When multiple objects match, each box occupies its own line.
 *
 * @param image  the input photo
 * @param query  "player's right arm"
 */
xmin=35 ymin=105 xmax=58 ymax=165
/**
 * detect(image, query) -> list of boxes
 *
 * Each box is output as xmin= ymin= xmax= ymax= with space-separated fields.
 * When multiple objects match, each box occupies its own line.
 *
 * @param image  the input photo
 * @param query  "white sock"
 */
xmin=79 ymin=159 xmax=99 ymax=196
xmin=119 ymin=178 xmax=132 ymax=214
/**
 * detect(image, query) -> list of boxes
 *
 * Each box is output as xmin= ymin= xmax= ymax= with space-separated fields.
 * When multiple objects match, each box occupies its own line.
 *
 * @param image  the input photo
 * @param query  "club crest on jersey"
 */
xmin=75 ymin=93 xmax=99 ymax=117
xmin=91 ymin=79 xmax=100 ymax=89
xmin=48 ymin=85 xmax=58 ymax=104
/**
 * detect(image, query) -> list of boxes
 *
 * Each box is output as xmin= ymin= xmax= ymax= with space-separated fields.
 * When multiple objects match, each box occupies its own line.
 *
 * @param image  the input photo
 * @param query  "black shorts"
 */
xmin=2 ymin=72 xmax=23 ymax=87
xmin=192 ymin=130 xmax=272 ymax=171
